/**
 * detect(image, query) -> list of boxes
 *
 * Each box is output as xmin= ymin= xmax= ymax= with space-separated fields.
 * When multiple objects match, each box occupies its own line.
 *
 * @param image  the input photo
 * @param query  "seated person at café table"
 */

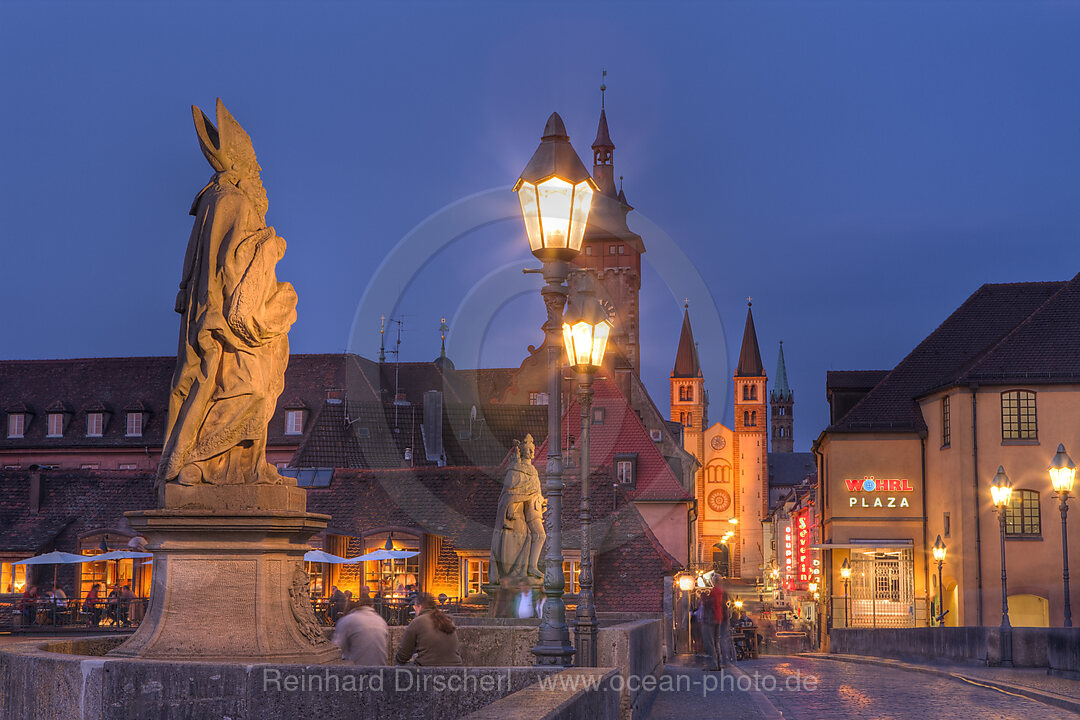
xmin=394 ymin=593 xmax=462 ymax=666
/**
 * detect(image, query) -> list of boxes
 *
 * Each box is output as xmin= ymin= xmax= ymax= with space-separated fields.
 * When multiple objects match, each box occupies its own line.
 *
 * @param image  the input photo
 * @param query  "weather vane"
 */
xmin=439 ymin=317 xmax=449 ymax=358
xmin=601 ymin=69 xmax=607 ymax=109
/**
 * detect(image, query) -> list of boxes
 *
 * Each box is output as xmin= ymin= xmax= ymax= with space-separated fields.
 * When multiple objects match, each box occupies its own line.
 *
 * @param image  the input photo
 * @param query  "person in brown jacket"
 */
xmin=395 ymin=593 xmax=463 ymax=666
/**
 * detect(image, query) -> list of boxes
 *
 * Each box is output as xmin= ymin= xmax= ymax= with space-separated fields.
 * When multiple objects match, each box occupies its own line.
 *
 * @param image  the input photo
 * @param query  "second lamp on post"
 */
xmin=515 ymin=112 xmax=598 ymax=667
xmin=932 ymin=535 xmax=947 ymax=628
xmin=990 ymin=465 xmax=1013 ymax=666
xmin=1048 ymin=443 xmax=1075 ymax=628
xmin=563 ymin=279 xmax=613 ymax=667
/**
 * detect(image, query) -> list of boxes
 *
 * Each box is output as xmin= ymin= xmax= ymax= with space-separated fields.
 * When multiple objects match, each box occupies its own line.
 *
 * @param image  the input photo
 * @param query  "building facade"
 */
xmin=816 ymin=278 xmax=1080 ymax=632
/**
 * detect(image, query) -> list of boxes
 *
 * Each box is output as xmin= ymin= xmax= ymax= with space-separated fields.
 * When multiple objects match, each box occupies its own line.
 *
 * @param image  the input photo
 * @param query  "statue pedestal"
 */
xmin=108 ymin=485 xmax=340 ymax=663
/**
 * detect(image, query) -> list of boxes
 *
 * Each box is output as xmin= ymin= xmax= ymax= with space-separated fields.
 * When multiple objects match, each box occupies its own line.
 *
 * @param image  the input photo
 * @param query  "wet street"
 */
xmin=646 ymin=655 xmax=1078 ymax=720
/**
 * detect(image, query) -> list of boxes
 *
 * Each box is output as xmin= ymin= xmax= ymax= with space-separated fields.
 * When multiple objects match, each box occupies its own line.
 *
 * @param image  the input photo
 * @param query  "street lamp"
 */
xmin=932 ymin=535 xmax=947 ymax=628
xmin=516 ymin=112 xmax=597 ymax=667
xmin=990 ymin=465 xmax=1013 ymax=665
xmin=1049 ymin=444 xmax=1075 ymax=627
xmin=563 ymin=289 xmax=612 ymax=668
xmin=840 ymin=558 xmax=851 ymax=628
xmin=677 ymin=573 xmax=696 ymax=655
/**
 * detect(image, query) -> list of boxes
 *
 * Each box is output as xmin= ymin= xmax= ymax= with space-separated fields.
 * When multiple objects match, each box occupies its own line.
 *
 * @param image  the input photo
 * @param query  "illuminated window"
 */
xmin=125 ymin=412 xmax=143 ymax=437
xmin=285 ymin=409 xmax=305 ymax=435
xmin=0 ymin=562 xmax=27 ymax=594
xmin=7 ymin=413 xmax=25 ymax=439
xmin=305 ymin=561 xmax=325 ymax=596
xmin=563 ymin=560 xmax=580 ymax=594
xmin=529 ymin=392 xmax=549 ymax=406
xmin=941 ymin=396 xmax=951 ymax=447
xmin=87 ymin=412 xmax=103 ymax=437
xmin=1005 ymin=490 xmax=1041 ymax=537
xmin=1001 ymin=390 xmax=1036 ymax=440
xmin=608 ymin=245 xmax=616 ymax=255
xmin=47 ymin=413 xmax=64 ymax=438
xmin=465 ymin=558 xmax=489 ymax=596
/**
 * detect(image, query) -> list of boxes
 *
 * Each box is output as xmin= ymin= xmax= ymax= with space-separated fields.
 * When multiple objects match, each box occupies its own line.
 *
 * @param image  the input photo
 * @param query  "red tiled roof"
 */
xmin=537 ymin=377 xmax=692 ymax=502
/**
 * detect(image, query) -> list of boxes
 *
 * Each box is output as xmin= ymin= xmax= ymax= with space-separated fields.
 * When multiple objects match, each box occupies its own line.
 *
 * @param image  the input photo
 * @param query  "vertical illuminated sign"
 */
xmin=795 ymin=510 xmax=810 ymax=585
xmin=784 ymin=523 xmax=794 ymax=590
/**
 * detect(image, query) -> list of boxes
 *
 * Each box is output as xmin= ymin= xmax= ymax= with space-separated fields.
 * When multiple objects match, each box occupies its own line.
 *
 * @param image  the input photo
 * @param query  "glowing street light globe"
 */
xmin=1049 ymin=443 xmax=1076 ymax=495
xmin=990 ymin=465 xmax=1013 ymax=509
xmin=840 ymin=558 xmax=852 ymax=581
xmin=514 ymin=113 xmax=598 ymax=263
xmin=677 ymin=574 xmax=695 ymax=592
xmin=562 ymin=296 xmax=613 ymax=373
xmin=932 ymin=535 xmax=947 ymax=564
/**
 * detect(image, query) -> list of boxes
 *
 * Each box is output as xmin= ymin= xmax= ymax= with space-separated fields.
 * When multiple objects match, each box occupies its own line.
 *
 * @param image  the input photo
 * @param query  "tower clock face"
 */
xmin=711 ymin=436 xmax=725 ymax=450
xmin=707 ymin=489 xmax=731 ymax=513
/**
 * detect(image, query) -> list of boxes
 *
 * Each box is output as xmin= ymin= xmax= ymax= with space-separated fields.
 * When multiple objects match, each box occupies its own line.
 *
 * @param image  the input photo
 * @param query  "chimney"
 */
xmin=28 ymin=467 xmax=41 ymax=515
xmin=422 ymin=390 xmax=446 ymax=466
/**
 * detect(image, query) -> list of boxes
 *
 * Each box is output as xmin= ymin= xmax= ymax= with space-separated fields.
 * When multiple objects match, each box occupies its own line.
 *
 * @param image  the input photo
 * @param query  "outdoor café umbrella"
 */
xmin=350 ymin=549 xmax=421 ymax=598
xmin=13 ymin=551 xmax=91 ymax=591
xmin=303 ymin=550 xmax=360 ymax=564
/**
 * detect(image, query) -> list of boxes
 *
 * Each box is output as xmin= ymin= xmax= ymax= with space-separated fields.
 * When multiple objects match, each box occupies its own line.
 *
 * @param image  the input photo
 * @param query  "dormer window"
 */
xmin=126 ymin=412 xmax=143 ymax=437
xmin=7 ymin=413 xmax=25 ymax=439
xmin=615 ymin=453 xmax=638 ymax=485
xmin=285 ymin=409 xmax=305 ymax=435
xmin=47 ymin=413 xmax=64 ymax=438
xmin=87 ymin=412 xmax=104 ymax=437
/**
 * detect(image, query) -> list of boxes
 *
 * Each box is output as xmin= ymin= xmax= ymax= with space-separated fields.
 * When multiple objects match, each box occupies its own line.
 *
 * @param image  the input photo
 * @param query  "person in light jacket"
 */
xmin=332 ymin=594 xmax=389 ymax=665
xmin=395 ymin=593 xmax=462 ymax=666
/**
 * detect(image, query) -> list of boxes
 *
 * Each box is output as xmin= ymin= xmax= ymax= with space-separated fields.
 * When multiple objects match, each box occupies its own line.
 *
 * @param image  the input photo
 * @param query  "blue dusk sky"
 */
xmin=2 ymin=1 xmax=1080 ymax=450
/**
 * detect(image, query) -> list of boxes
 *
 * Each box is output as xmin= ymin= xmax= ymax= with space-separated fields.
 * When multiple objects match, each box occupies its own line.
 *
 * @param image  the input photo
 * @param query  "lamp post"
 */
xmin=677 ymin=573 xmax=696 ymax=654
xmin=562 ymin=287 xmax=612 ymax=667
xmin=515 ymin=112 xmax=597 ymax=667
xmin=932 ymin=535 xmax=947 ymax=628
xmin=990 ymin=465 xmax=1013 ymax=666
xmin=840 ymin=558 xmax=851 ymax=628
xmin=1049 ymin=444 xmax=1075 ymax=627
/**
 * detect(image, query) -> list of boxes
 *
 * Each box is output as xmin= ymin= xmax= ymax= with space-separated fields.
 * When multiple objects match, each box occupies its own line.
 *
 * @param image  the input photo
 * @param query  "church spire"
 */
xmin=736 ymin=301 xmax=764 ymax=377
xmin=771 ymin=341 xmax=791 ymax=400
xmin=591 ymin=70 xmax=617 ymax=198
xmin=672 ymin=303 xmax=702 ymax=378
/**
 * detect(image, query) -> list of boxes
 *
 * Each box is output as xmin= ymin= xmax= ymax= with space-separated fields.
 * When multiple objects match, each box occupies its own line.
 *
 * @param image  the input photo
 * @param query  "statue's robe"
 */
xmin=158 ymin=178 xmax=297 ymax=485
xmin=490 ymin=460 xmax=546 ymax=584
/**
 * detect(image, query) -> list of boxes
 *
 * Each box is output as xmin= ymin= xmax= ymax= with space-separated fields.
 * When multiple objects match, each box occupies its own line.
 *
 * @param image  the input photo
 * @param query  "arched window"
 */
xmin=750 ymin=386 xmax=757 ymax=401
xmin=686 ymin=413 xmax=693 ymax=428
xmin=743 ymin=411 xmax=749 ymax=426
xmin=750 ymin=411 xmax=757 ymax=426
xmin=1005 ymin=490 xmax=1041 ymax=537
xmin=1001 ymin=390 xmax=1037 ymax=440
xmin=742 ymin=385 xmax=750 ymax=401
xmin=685 ymin=386 xmax=693 ymax=402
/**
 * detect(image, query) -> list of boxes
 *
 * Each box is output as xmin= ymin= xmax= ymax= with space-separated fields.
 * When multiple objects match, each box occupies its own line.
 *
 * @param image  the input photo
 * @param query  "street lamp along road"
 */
xmin=932 ymin=535 xmax=947 ymax=628
xmin=1048 ymin=443 xmax=1075 ymax=628
xmin=562 ymin=286 xmax=612 ymax=668
xmin=990 ymin=465 xmax=1014 ymax=666
xmin=840 ymin=558 xmax=851 ymax=628
xmin=515 ymin=112 xmax=598 ymax=667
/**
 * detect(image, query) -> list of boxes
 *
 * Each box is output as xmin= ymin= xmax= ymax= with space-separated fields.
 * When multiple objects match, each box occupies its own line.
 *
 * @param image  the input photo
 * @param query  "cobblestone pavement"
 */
xmin=646 ymin=655 xmax=1078 ymax=719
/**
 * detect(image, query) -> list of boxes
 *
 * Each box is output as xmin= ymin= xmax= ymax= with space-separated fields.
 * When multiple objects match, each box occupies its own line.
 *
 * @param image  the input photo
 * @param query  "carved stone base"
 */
xmin=108 ymin=506 xmax=340 ymax=663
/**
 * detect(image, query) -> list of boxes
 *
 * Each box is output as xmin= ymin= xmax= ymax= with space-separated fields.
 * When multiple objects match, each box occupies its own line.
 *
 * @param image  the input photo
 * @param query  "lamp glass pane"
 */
xmin=571 ymin=321 xmax=594 ymax=367
xmin=1051 ymin=466 xmax=1076 ymax=494
xmin=517 ymin=183 xmax=543 ymax=253
xmin=567 ymin=181 xmax=594 ymax=252
xmin=561 ymin=323 xmax=575 ymax=364
xmin=590 ymin=321 xmax=611 ymax=367
xmin=537 ymin=177 xmax=573 ymax=249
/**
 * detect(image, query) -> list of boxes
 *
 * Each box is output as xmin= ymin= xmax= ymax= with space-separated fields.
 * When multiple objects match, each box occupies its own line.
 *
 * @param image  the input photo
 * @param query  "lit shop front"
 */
xmin=816 ymin=433 xmax=930 ymax=631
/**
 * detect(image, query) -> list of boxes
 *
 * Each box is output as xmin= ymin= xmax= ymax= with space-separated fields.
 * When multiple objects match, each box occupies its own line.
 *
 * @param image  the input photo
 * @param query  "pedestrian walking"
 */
xmin=332 ymin=594 xmax=389 ymax=665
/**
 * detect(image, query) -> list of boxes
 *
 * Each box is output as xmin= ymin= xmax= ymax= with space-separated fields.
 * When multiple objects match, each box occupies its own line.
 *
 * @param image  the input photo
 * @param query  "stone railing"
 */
xmin=830 ymin=627 xmax=1080 ymax=677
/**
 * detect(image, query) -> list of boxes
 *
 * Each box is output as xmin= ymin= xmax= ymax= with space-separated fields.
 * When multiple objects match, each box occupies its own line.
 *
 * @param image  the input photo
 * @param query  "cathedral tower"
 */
xmin=770 ymin=341 xmax=794 ymax=453
xmin=572 ymin=81 xmax=646 ymax=374
xmin=670 ymin=304 xmax=707 ymax=473
xmin=732 ymin=302 xmax=767 ymax=581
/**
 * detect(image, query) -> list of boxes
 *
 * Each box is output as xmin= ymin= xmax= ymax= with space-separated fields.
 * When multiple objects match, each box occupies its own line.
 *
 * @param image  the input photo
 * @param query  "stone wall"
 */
xmin=830 ymin=626 xmax=1080 ymax=675
xmin=0 ymin=637 xmax=560 ymax=720
xmin=461 ymin=668 xmax=620 ymax=720
xmin=597 ymin=619 xmax=665 ymax=720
